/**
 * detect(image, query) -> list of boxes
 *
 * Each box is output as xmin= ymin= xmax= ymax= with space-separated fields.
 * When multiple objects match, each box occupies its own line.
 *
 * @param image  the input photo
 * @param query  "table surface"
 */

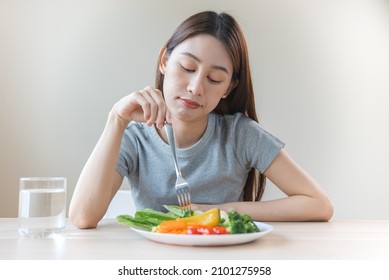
xmin=1 ymin=219 xmax=388 ymax=260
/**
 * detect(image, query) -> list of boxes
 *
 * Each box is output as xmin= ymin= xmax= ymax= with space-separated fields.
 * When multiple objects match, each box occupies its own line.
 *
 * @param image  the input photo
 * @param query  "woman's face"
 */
xmin=160 ymin=34 xmax=234 ymax=123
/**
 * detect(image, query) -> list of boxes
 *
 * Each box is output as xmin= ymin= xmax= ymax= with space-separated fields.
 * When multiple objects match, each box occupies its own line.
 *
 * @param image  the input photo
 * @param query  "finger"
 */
xmin=150 ymin=88 xmax=167 ymax=129
xmin=114 ymin=92 xmax=145 ymax=123
xmin=142 ymin=87 xmax=166 ymax=127
xmin=132 ymin=87 xmax=160 ymax=123
xmin=165 ymin=108 xmax=172 ymax=124
xmin=129 ymin=91 xmax=152 ymax=122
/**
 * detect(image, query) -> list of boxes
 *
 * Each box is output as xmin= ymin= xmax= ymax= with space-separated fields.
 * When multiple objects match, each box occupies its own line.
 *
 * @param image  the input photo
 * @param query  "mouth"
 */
xmin=179 ymin=98 xmax=201 ymax=109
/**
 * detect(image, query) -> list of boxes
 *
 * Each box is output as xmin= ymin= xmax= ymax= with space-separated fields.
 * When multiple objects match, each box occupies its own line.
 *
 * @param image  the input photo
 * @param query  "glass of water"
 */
xmin=18 ymin=177 xmax=66 ymax=238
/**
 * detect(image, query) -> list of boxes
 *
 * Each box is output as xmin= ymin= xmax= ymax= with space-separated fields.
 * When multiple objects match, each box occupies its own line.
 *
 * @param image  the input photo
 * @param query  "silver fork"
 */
xmin=164 ymin=123 xmax=191 ymax=211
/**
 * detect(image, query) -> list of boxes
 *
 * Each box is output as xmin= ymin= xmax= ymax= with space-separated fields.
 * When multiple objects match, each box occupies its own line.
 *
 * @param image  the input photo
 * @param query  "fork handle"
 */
xmin=164 ymin=123 xmax=181 ymax=176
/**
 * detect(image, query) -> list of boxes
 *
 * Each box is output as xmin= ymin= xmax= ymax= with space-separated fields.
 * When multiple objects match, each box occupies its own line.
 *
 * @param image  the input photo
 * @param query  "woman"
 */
xmin=69 ymin=11 xmax=333 ymax=229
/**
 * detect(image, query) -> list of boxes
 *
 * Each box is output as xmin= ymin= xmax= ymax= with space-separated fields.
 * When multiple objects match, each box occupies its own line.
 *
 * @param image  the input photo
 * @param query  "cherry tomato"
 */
xmin=186 ymin=225 xmax=230 ymax=235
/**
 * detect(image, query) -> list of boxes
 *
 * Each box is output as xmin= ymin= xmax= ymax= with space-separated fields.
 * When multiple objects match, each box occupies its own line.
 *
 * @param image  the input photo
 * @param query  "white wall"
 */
xmin=1 ymin=0 xmax=388 ymax=219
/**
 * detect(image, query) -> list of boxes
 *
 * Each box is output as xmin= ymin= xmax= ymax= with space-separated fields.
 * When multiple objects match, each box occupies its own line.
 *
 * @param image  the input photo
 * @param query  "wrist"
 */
xmin=108 ymin=108 xmax=130 ymax=130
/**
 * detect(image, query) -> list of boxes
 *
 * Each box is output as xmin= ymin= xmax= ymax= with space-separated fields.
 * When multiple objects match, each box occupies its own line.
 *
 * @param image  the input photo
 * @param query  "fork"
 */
xmin=164 ymin=123 xmax=191 ymax=211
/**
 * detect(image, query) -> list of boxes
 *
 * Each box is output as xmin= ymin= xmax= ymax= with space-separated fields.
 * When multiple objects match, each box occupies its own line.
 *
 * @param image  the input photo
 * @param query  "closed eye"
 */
xmin=208 ymin=77 xmax=222 ymax=84
xmin=180 ymin=64 xmax=195 ymax=73
xmin=180 ymin=63 xmax=223 ymax=84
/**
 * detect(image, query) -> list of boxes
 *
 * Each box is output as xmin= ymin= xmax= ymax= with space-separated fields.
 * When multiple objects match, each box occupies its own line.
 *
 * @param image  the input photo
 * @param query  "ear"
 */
xmin=158 ymin=47 xmax=168 ymax=74
xmin=222 ymin=79 xmax=239 ymax=98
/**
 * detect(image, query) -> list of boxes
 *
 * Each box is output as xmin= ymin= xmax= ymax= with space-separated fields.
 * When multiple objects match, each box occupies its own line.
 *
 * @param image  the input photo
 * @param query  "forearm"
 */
xmin=224 ymin=195 xmax=332 ymax=222
xmin=69 ymin=111 xmax=128 ymax=228
xmin=220 ymin=149 xmax=334 ymax=222
xmin=193 ymin=194 xmax=333 ymax=222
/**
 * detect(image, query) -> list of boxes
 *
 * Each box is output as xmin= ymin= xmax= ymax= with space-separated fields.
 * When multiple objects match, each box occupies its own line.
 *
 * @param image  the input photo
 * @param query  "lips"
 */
xmin=179 ymin=98 xmax=201 ymax=109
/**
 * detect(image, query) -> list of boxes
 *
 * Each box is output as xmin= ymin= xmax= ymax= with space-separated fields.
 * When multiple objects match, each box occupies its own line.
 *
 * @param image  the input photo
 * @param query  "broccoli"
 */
xmin=225 ymin=210 xmax=260 ymax=234
xmin=241 ymin=214 xmax=260 ymax=233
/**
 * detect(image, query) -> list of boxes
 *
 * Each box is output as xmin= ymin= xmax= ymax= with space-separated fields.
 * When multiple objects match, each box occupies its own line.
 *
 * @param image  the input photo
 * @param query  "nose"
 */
xmin=187 ymin=73 xmax=204 ymax=96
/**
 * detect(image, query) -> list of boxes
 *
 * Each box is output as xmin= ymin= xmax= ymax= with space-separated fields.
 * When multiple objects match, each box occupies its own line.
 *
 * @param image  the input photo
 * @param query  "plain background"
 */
xmin=1 ymin=0 xmax=388 ymax=219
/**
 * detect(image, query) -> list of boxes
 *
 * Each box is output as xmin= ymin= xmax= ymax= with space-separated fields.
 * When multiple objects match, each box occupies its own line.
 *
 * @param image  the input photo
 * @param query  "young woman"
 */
xmin=69 ymin=11 xmax=333 ymax=229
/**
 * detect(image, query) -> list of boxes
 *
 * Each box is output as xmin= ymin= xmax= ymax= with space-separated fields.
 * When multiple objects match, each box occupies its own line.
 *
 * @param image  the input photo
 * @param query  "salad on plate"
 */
xmin=116 ymin=205 xmax=260 ymax=235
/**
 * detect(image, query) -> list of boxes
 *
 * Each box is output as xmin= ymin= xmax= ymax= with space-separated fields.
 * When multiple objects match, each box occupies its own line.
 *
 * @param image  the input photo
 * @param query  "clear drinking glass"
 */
xmin=18 ymin=177 xmax=67 ymax=238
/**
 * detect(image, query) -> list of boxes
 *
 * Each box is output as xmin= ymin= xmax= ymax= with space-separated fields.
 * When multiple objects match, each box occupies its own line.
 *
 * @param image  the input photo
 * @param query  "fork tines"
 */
xmin=177 ymin=188 xmax=191 ymax=211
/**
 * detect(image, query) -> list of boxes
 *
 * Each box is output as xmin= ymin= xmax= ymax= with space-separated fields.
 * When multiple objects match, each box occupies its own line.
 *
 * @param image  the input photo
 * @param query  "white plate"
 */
xmin=130 ymin=222 xmax=273 ymax=246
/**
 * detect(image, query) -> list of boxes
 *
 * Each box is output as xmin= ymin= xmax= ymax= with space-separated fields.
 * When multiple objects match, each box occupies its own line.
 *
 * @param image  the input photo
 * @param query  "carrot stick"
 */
xmin=155 ymin=220 xmax=187 ymax=233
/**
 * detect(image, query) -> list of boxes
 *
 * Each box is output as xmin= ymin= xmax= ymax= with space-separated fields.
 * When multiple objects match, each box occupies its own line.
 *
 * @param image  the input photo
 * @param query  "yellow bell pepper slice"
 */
xmin=177 ymin=208 xmax=220 ymax=227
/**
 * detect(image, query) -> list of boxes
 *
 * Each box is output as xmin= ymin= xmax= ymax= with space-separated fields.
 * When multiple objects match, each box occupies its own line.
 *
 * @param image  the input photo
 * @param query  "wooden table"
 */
xmin=1 ymin=219 xmax=388 ymax=260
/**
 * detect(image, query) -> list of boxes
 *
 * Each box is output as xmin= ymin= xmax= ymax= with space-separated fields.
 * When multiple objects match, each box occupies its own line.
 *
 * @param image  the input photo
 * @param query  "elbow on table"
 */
xmin=314 ymin=196 xmax=334 ymax=222
xmin=69 ymin=209 xmax=99 ymax=229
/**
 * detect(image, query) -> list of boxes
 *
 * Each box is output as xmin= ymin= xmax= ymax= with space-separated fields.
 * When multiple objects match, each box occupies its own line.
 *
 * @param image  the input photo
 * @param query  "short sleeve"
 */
xmin=235 ymin=116 xmax=285 ymax=173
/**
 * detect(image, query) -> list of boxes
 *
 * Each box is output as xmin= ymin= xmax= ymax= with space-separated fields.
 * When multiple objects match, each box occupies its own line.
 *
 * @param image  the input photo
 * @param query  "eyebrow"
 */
xmin=180 ymin=52 xmax=230 ymax=74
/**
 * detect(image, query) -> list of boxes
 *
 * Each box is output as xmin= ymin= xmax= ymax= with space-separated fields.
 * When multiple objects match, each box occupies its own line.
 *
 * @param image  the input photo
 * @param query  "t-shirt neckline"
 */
xmin=148 ymin=113 xmax=216 ymax=158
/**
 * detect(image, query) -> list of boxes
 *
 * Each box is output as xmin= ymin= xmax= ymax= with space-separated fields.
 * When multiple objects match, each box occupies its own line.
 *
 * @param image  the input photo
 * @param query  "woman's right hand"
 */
xmin=112 ymin=86 xmax=168 ymax=129
xmin=70 ymin=85 xmax=168 ymax=228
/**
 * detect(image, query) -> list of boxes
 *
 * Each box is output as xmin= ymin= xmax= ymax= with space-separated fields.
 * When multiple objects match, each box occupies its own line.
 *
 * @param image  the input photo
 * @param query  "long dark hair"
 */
xmin=155 ymin=11 xmax=266 ymax=202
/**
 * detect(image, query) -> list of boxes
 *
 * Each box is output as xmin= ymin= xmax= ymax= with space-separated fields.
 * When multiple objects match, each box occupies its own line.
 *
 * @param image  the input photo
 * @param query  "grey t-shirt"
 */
xmin=116 ymin=112 xmax=284 ymax=212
